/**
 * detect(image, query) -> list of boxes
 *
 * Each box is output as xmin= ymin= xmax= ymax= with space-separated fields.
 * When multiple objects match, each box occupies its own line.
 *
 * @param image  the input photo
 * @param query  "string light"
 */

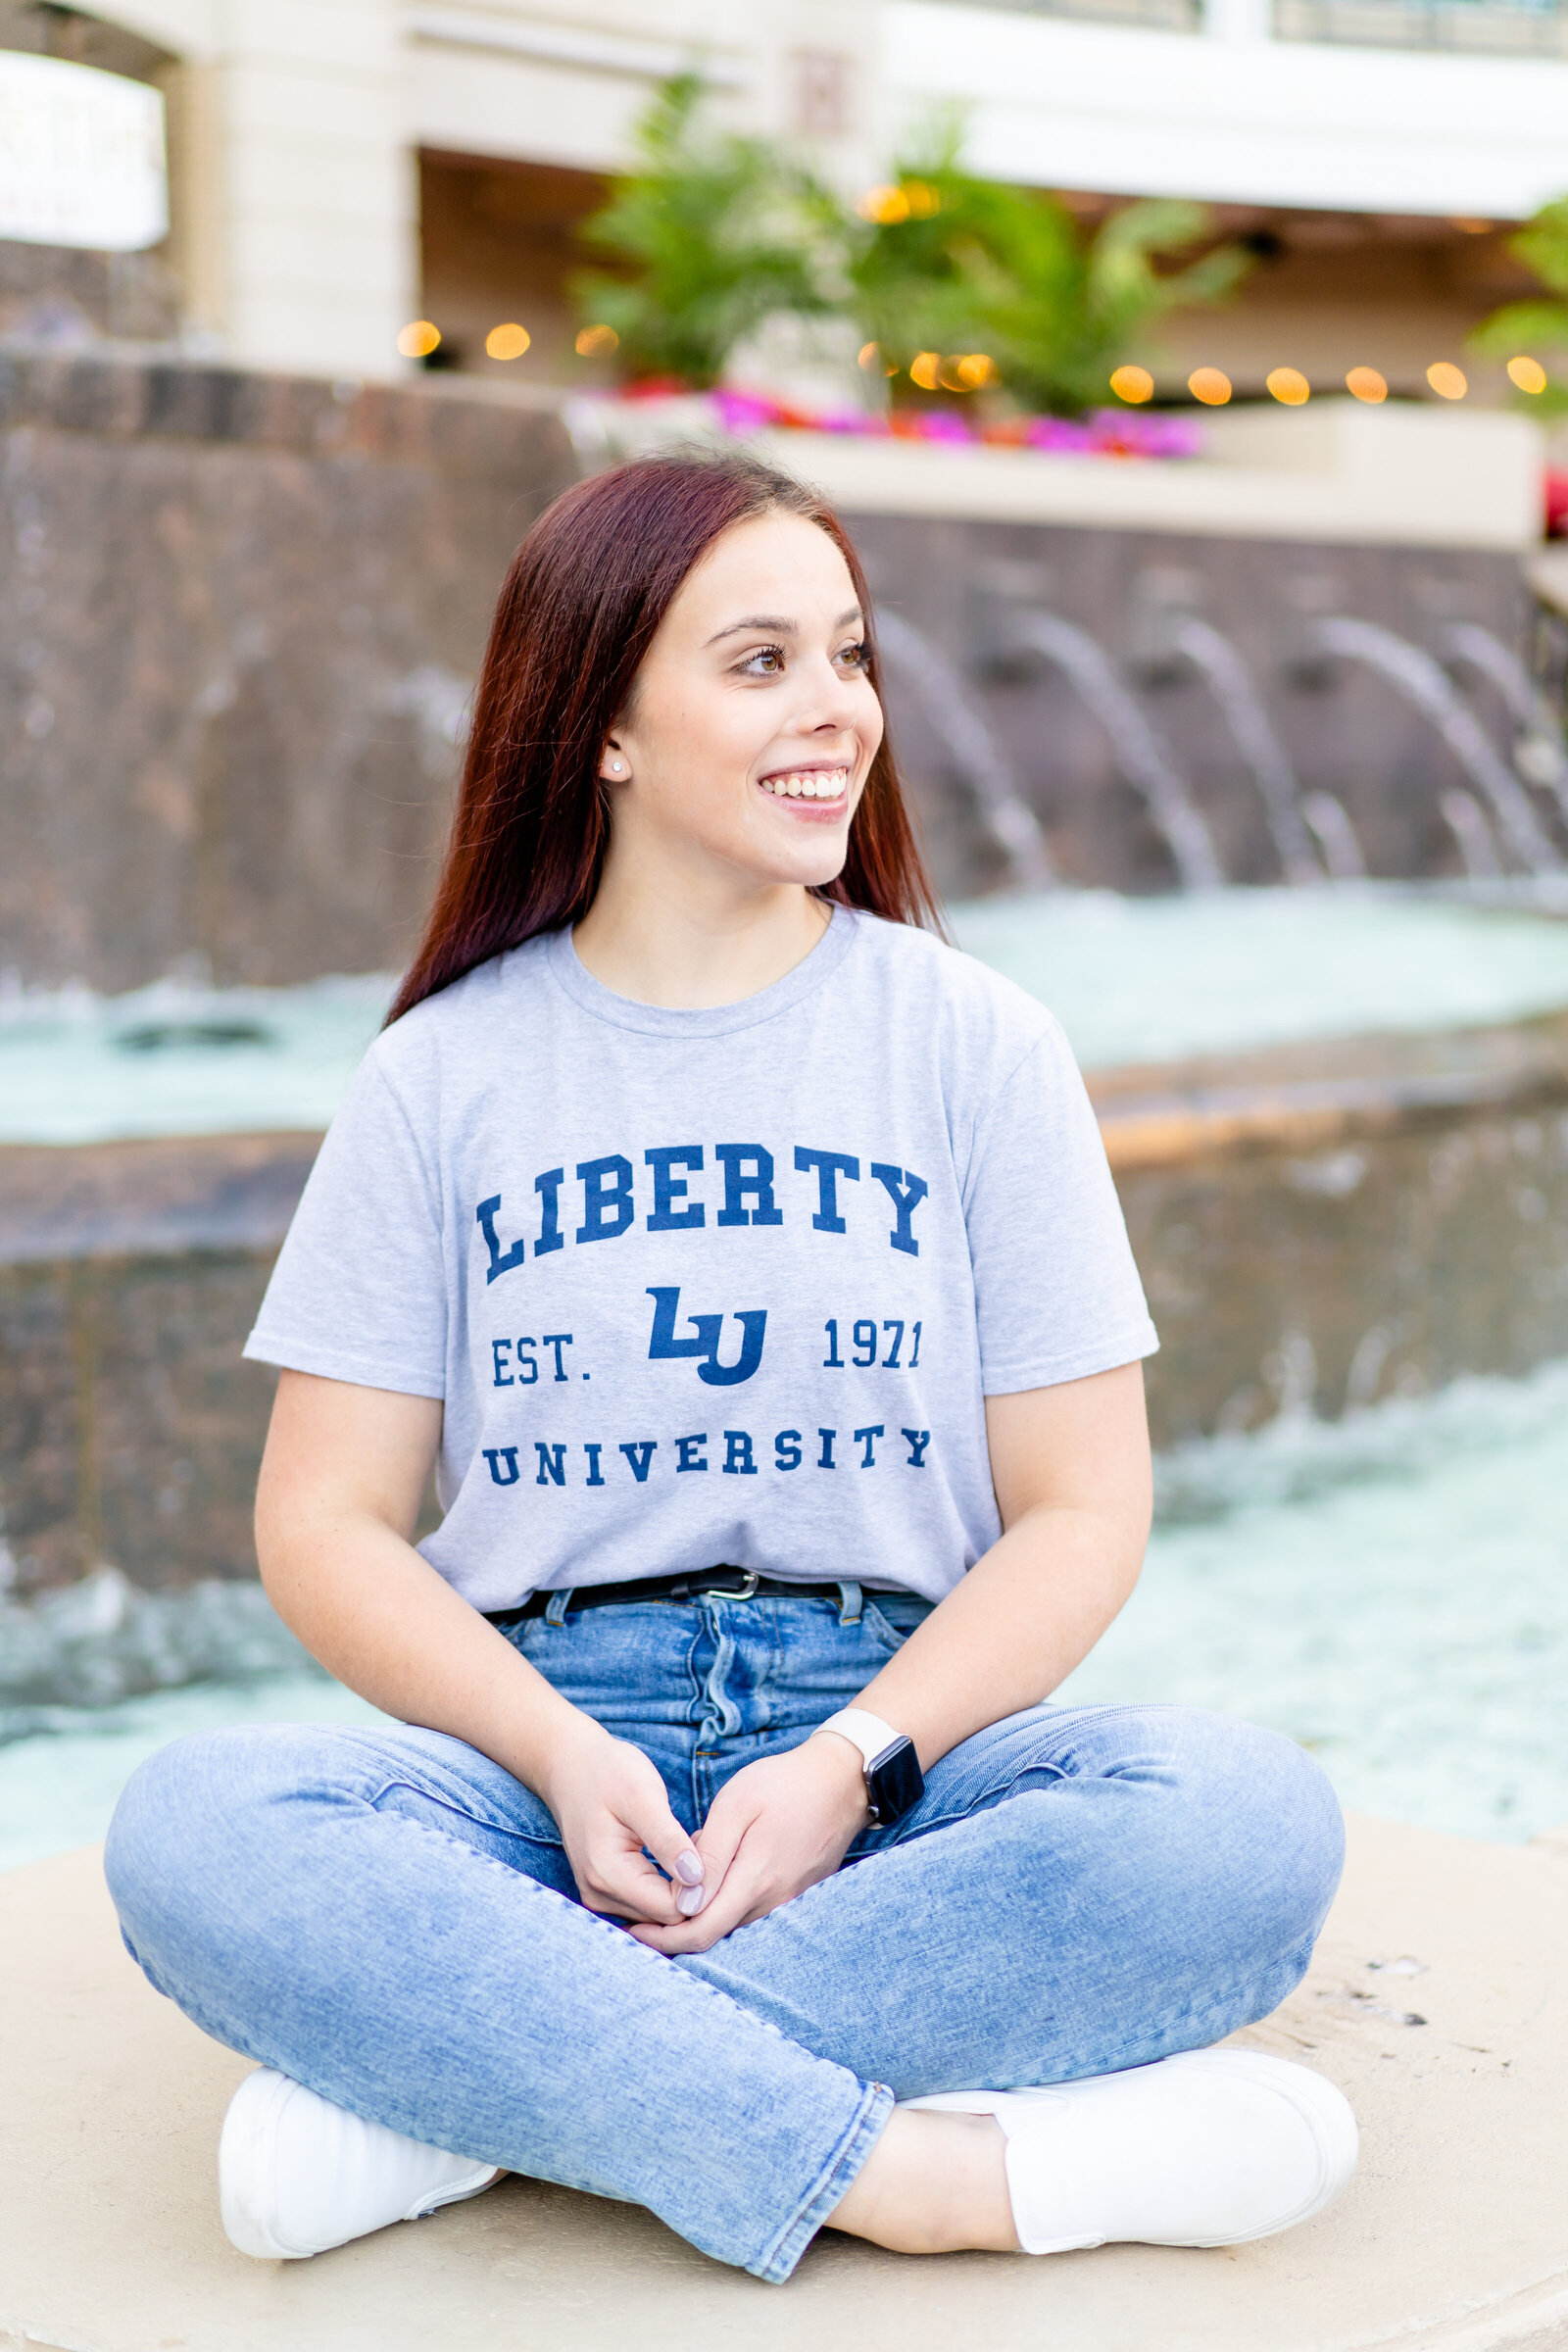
xmin=858 ymin=181 xmax=940 ymax=224
xmin=1346 ymin=367 xmax=1387 ymax=403
xmin=396 ymin=320 xmax=440 ymax=359
xmin=575 ymin=323 xmax=619 ymax=358
xmin=955 ymin=353 xmax=997 ymax=388
xmin=1188 ymin=368 xmax=1232 ymax=407
xmin=909 ymin=352 xmax=941 ymax=390
xmin=485 ymin=322 xmax=530 ymax=361
xmin=1427 ymin=362 xmax=1467 ymax=400
xmin=1507 ymin=356 xmax=1547 ymax=395
xmin=1109 ymin=365 xmax=1153 ymax=404
xmin=1266 ymin=367 xmax=1310 ymax=406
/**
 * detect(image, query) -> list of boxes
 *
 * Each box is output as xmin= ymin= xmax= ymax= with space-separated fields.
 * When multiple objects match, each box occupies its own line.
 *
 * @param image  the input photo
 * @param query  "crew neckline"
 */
xmin=543 ymin=903 xmax=861 ymax=1037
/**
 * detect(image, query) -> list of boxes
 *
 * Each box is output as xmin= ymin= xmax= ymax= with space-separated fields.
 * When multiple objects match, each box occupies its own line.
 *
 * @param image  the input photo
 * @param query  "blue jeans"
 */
xmin=105 ymin=1586 xmax=1344 ymax=2283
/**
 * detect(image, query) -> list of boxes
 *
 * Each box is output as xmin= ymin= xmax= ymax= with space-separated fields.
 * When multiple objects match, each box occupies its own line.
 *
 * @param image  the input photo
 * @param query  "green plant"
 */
xmin=847 ymin=123 xmax=1250 ymax=416
xmin=1470 ymin=197 xmax=1568 ymax=417
xmin=571 ymin=75 xmax=842 ymax=389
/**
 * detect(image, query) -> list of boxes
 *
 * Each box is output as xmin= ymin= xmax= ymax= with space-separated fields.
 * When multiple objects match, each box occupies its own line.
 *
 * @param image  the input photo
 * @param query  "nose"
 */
xmin=798 ymin=648 xmax=871 ymax=738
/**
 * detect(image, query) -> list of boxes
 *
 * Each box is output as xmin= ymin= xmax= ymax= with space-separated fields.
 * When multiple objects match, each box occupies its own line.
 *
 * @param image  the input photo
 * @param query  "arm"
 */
xmin=256 ymin=1368 xmax=708 ymax=1925
xmin=632 ymin=1358 xmax=1152 ymax=1953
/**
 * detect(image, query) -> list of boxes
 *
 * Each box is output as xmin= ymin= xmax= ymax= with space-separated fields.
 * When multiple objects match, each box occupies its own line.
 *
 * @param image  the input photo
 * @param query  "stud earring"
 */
xmin=607 ymin=757 xmax=625 ymax=775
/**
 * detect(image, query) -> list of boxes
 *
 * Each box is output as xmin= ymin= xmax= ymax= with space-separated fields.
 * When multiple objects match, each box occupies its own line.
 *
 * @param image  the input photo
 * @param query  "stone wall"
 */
xmin=846 ymin=511 xmax=1543 ymax=899
xmin=7 ymin=1013 xmax=1566 ymax=1594
xmin=0 ymin=351 xmax=575 ymax=992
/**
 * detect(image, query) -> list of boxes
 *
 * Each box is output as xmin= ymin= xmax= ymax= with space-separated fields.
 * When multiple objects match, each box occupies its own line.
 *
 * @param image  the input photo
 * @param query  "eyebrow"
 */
xmin=705 ymin=605 xmax=863 ymax=647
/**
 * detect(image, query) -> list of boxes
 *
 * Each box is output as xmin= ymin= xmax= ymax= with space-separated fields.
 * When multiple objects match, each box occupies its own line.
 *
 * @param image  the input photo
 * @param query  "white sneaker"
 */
xmin=220 ymin=2066 xmax=504 ymax=2260
xmin=902 ymin=2048 xmax=1356 ymax=2255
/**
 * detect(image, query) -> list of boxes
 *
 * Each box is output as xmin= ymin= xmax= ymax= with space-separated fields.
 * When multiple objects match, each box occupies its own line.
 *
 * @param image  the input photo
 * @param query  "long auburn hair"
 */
xmin=388 ymin=451 xmax=939 ymax=1023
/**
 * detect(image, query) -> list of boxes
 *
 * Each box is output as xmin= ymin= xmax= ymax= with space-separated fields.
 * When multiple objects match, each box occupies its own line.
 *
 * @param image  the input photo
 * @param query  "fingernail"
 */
xmin=677 ymin=1886 xmax=706 ymax=1915
xmin=674 ymin=1851 xmax=705 ymax=1886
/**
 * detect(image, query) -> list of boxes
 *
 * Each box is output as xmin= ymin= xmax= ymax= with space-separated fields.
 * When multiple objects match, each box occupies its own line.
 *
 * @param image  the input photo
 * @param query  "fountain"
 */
xmin=871 ymin=608 xmax=1054 ymax=888
xmin=1314 ymin=617 xmax=1563 ymax=878
xmin=4 ymin=346 xmax=1568 ymax=1866
xmin=1444 ymin=620 xmax=1568 ymax=825
xmin=1167 ymin=616 xmax=1322 ymax=885
xmin=1000 ymin=609 xmax=1224 ymax=891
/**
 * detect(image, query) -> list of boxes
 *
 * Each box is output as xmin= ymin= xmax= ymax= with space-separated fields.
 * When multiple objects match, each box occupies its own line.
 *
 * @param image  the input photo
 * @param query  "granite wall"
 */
xmin=7 ymin=1015 xmax=1566 ymax=1594
xmin=0 ymin=351 xmax=575 ymax=993
xmin=847 ymin=512 xmax=1547 ymax=899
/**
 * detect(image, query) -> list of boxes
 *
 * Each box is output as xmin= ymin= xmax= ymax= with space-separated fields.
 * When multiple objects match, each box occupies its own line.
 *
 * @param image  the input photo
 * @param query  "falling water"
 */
xmin=1169 ymin=616 xmax=1321 ymax=885
xmin=1440 ymin=789 xmax=1503 ymax=879
xmin=873 ymin=609 xmax=1055 ymax=887
xmin=1443 ymin=622 xmax=1568 ymax=826
xmin=1317 ymin=617 xmax=1563 ymax=877
xmin=1299 ymin=793 xmax=1367 ymax=880
xmin=1006 ymin=611 xmax=1224 ymax=891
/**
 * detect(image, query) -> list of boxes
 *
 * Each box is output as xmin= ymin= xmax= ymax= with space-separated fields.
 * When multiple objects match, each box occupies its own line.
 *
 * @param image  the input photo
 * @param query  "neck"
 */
xmin=572 ymin=843 xmax=831 ymax=1010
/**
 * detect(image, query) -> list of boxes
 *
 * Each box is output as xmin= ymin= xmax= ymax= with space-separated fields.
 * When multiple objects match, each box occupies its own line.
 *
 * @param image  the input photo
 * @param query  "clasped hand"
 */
xmin=540 ymin=1720 xmax=870 ymax=1954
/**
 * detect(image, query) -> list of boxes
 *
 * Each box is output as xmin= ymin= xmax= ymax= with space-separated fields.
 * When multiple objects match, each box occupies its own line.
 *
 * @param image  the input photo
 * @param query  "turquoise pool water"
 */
xmin=4 ymin=1356 xmax=1564 ymax=1872
xmin=6 ymin=885 xmax=1568 ymax=1143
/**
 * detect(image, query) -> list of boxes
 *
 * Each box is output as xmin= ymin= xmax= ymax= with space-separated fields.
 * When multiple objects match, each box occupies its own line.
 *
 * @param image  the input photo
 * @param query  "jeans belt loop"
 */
xmin=836 ymin=1579 xmax=863 ymax=1626
xmin=544 ymin=1588 xmax=571 ymax=1628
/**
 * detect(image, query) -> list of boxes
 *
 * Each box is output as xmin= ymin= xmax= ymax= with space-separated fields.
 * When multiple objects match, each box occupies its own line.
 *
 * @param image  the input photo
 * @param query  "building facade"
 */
xmin=1 ymin=0 xmax=1565 ymax=395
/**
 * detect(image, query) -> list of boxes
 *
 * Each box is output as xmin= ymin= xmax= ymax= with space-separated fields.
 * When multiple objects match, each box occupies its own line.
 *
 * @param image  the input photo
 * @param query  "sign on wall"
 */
xmin=0 ymin=49 xmax=167 ymax=251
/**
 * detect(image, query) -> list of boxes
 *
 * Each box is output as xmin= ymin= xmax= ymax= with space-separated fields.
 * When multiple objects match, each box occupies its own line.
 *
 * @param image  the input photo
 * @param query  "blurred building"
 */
xmin=0 ymin=0 xmax=1564 ymax=397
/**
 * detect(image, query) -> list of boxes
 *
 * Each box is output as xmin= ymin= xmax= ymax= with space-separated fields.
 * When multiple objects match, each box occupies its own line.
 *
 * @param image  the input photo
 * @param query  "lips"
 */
xmin=759 ymin=765 xmax=850 ymax=801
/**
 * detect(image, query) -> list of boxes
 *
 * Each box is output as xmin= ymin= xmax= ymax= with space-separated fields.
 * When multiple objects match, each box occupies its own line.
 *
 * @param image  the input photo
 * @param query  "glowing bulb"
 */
xmin=909 ymin=351 xmax=941 ymax=391
xmin=858 ymin=184 xmax=909 ymax=224
xmin=397 ymin=320 xmax=440 ymax=360
xmin=1427 ymin=362 xmax=1467 ymax=400
xmin=575 ymin=323 xmax=619 ymax=358
xmin=1507 ymin=355 xmax=1547 ymax=395
xmin=1266 ymin=367 xmax=1310 ymax=406
xmin=485 ymin=322 xmax=530 ymax=362
xmin=1346 ymin=367 xmax=1387 ymax=404
xmin=1188 ymin=368 xmax=1231 ymax=407
xmin=956 ymin=353 xmax=996 ymax=389
xmin=1109 ymin=365 xmax=1153 ymax=404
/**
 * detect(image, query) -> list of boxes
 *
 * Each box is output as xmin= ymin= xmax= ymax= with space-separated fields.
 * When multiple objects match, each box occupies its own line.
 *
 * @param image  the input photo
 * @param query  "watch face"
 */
xmin=867 ymin=1736 xmax=925 ymax=1825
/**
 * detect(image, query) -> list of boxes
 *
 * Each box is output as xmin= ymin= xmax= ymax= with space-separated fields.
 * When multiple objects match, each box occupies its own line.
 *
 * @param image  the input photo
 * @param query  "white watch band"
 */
xmin=813 ymin=1706 xmax=902 ymax=1773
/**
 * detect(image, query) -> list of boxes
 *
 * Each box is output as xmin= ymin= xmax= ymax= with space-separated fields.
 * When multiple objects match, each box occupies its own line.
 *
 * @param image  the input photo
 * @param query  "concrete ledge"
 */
xmin=2 ymin=1813 xmax=1565 ymax=2351
xmin=1087 ymin=1005 xmax=1568 ymax=1171
xmin=753 ymin=402 xmax=1544 ymax=552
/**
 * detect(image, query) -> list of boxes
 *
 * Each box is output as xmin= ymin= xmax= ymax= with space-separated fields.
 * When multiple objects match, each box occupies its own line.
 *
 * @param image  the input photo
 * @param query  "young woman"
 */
xmin=106 ymin=454 xmax=1354 ymax=2282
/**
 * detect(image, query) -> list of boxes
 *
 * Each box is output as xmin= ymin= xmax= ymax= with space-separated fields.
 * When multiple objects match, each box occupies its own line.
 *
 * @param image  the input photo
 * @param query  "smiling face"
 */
xmin=599 ymin=509 xmax=885 ymax=897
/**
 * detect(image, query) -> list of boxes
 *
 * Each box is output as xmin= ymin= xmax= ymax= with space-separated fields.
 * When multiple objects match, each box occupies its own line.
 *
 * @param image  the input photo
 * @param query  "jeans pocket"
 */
xmin=860 ymin=1598 xmax=931 ymax=1655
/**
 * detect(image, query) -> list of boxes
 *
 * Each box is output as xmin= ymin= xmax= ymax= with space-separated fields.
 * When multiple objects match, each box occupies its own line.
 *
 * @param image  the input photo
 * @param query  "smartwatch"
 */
xmin=813 ymin=1707 xmax=925 ymax=1826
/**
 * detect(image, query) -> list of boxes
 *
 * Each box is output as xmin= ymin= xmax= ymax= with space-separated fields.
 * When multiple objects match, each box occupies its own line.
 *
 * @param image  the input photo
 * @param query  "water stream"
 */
xmin=1006 ymin=610 xmax=1224 ymax=890
xmin=1444 ymin=620 xmax=1568 ymax=825
xmin=1169 ymin=615 xmax=1322 ymax=885
xmin=873 ymin=610 xmax=1055 ymax=887
xmin=1318 ymin=617 xmax=1563 ymax=877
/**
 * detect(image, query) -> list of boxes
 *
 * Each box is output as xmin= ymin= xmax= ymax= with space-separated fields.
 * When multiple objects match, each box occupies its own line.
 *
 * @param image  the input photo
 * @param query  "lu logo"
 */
xmin=646 ymin=1286 xmax=766 ymax=1387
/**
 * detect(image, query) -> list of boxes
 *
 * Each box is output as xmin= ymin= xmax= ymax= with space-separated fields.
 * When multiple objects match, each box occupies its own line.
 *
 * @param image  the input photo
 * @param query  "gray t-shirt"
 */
xmin=245 ymin=908 xmax=1156 ymax=1609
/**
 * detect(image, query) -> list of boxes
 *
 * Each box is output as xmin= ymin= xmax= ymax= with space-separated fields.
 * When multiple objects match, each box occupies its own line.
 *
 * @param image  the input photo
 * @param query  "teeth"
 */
xmin=760 ymin=767 xmax=849 ymax=800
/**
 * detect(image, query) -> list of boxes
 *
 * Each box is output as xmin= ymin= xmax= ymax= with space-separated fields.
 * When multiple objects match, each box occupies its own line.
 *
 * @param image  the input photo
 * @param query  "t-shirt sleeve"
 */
xmin=243 ymin=1053 xmax=448 ymax=1397
xmin=963 ymin=1020 xmax=1157 ymax=1395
